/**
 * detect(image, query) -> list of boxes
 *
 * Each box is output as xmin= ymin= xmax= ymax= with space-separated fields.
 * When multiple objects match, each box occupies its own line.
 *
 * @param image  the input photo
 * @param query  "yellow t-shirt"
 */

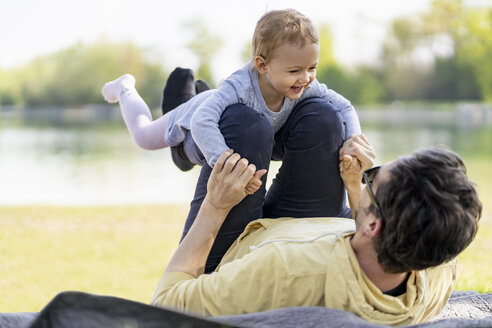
xmin=151 ymin=217 xmax=456 ymax=326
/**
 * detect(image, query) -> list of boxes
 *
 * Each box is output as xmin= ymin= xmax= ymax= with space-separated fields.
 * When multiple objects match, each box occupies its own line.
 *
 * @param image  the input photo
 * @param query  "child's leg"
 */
xmin=160 ymin=68 xmax=210 ymax=171
xmin=102 ymin=74 xmax=171 ymax=150
xmin=161 ymin=68 xmax=197 ymax=115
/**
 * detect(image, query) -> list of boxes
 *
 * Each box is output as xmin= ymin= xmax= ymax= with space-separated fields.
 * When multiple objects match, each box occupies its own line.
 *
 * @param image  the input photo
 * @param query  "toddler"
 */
xmin=102 ymin=9 xmax=361 ymax=175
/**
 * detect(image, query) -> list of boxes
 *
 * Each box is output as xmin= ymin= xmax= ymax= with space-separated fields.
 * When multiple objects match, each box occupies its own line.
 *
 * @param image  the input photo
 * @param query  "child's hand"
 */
xmin=340 ymin=154 xmax=362 ymax=175
xmin=245 ymin=169 xmax=267 ymax=195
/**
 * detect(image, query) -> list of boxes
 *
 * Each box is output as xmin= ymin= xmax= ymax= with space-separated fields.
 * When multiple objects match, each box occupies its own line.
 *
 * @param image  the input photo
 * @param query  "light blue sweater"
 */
xmin=165 ymin=64 xmax=361 ymax=167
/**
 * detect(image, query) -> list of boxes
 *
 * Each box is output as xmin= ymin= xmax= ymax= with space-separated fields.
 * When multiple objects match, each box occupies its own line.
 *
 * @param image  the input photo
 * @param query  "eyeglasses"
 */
xmin=362 ymin=166 xmax=385 ymax=224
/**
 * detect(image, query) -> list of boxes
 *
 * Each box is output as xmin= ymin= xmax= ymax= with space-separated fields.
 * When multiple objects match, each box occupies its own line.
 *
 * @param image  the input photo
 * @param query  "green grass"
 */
xmin=0 ymin=205 xmax=188 ymax=312
xmin=1 ymin=157 xmax=490 ymax=312
xmin=454 ymin=158 xmax=492 ymax=292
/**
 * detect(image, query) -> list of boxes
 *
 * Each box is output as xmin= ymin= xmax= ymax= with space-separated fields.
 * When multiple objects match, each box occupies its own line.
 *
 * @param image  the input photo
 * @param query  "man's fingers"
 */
xmin=213 ymin=149 xmax=234 ymax=175
xmin=340 ymin=134 xmax=373 ymax=155
xmin=352 ymin=134 xmax=370 ymax=148
xmin=223 ymin=153 xmax=242 ymax=174
xmin=239 ymin=163 xmax=256 ymax=186
xmin=231 ymin=157 xmax=249 ymax=177
xmin=351 ymin=135 xmax=376 ymax=160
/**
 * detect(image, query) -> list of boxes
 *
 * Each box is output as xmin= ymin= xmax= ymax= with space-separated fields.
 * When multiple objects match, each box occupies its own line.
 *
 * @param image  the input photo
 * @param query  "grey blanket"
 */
xmin=2 ymin=291 xmax=491 ymax=328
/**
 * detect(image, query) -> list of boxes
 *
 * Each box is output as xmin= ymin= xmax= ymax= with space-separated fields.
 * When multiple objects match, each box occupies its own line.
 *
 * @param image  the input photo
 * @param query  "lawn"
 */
xmin=1 ymin=158 xmax=490 ymax=312
xmin=0 ymin=205 xmax=188 ymax=312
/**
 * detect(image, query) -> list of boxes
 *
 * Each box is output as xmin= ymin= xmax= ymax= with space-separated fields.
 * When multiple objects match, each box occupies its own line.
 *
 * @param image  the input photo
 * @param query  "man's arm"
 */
xmin=152 ymin=243 xmax=285 ymax=316
xmin=165 ymin=149 xmax=266 ymax=277
xmin=339 ymin=134 xmax=375 ymax=218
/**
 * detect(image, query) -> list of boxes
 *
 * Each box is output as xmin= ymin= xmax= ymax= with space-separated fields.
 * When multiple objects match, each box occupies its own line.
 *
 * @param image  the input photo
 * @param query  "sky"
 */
xmin=1 ymin=0 xmax=491 ymax=83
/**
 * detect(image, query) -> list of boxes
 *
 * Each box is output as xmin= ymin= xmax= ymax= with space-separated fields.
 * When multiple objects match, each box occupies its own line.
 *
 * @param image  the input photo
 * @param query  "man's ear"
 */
xmin=254 ymin=56 xmax=268 ymax=74
xmin=363 ymin=217 xmax=383 ymax=237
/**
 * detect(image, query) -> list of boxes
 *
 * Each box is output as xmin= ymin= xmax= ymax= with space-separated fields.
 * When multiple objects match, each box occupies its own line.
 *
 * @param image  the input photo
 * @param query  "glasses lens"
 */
xmin=361 ymin=166 xmax=381 ymax=184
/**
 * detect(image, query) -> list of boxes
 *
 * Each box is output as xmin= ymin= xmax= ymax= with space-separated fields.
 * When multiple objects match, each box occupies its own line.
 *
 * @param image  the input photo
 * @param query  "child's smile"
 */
xmin=257 ymin=42 xmax=320 ymax=111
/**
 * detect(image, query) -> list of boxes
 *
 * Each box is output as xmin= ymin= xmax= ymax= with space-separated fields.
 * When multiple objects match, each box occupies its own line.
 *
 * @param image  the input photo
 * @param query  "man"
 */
xmin=151 ymin=145 xmax=481 ymax=326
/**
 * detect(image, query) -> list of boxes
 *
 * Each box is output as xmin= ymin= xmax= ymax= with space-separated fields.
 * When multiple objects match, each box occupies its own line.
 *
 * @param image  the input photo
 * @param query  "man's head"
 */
xmin=361 ymin=147 xmax=482 ymax=273
xmin=251 ymin=9 xmax=319 ymax=63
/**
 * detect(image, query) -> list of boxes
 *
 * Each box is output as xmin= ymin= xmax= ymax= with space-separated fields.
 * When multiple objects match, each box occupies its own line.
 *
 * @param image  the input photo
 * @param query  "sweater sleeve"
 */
xmin=302 ymin=80 xmax=362 ymax=139
xmin=151 ymin=246 xmax=286 ymax=317
xmin=190 ymin=79 xmax=242 ymax=167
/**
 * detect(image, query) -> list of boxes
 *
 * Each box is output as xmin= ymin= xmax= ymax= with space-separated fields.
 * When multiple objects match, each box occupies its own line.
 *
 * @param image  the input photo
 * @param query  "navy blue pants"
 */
xmin=181 ymin=97 xmax=351 ymax=273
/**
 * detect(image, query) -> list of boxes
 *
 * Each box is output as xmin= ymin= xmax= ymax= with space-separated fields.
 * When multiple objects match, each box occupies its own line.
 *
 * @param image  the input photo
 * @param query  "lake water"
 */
xmin=1 ymin=105 xmax=491 ymax=205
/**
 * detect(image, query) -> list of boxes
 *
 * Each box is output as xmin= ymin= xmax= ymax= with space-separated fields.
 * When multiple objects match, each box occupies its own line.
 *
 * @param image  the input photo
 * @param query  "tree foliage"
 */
xmin=380 ymin=0 xmax=492 ymax=102
xmin=1 ymin=0 xmax=491 ymax=107
xmin=316 ymin=25 xmax=386 ymax=104
xmin=0 ymin=41 xmax=167 ymax=107
xmin=185 ymin=18 xmax=223 ymax=86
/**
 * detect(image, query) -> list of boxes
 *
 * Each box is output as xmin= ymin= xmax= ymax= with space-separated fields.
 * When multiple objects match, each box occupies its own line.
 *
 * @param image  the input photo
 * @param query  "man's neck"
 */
xmin=350 ymin=237 xmax=409 ymax=293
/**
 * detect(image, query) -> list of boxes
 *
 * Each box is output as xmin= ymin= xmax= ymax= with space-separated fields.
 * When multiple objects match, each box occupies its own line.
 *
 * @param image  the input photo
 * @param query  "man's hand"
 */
xmin=339 ymin=134 xmax=375 ymax=179
xmin=205 ymin=150 xmax=266 ymax=212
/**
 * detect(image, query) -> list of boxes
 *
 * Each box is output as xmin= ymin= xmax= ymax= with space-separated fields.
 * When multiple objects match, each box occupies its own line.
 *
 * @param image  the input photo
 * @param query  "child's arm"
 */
xmin=302 ymin=80 xmax=361 ymax=139
xmin=190 ymin=79 xmax=243 ymax=167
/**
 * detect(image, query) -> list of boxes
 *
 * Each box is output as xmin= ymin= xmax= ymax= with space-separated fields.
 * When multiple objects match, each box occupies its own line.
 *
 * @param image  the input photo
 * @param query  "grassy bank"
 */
xmin=0 ymin=205 xmax=188 ymax=312
xmin=1 ymin=158 xmax=490 ymax=312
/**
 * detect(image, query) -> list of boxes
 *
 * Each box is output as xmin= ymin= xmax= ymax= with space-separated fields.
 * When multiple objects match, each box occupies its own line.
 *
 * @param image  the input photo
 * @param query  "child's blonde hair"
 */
xmin=252 ymin=9 xmax=319 ymax=63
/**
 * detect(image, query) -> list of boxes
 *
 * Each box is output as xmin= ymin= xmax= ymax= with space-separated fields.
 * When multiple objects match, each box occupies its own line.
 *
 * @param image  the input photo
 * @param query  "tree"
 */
xmin=457 ymin=8 xmax=492 ymax=100
xmin=317 ymin=24 xmax=386 ymax=104
xmin=185 ymin=18 xmax=223 ymax=86
xmin=2 ymin=41 xmax=167 ymax=107
xmin=380 ymin=0 xmax=492 ymax=101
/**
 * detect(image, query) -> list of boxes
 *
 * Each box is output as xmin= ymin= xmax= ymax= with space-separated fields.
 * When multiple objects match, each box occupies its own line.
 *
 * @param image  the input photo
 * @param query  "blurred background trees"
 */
xmin=0 ymin=0 xmax=491 ymax=107
xmin=185 ymin=19 xmax=223 ymax=86
xmin=0 ymin=41 xmax=167 ymax=108
xmin=317 ymin=0 xmax=492 ymax=104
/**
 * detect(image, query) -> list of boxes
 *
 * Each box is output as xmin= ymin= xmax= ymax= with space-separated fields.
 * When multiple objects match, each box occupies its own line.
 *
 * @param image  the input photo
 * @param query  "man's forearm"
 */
xmin=165 ymin=198 xmax=229 ymax=277
xmin=162 ymin=150 xmax=260 ymax=278
xmin=344 ymin=181 xmax=362 ymax=219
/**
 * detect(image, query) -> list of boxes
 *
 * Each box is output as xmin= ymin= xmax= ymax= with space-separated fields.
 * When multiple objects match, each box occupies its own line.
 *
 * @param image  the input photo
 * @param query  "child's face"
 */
xmin=260 ymin=42 xmax=320 ymax=101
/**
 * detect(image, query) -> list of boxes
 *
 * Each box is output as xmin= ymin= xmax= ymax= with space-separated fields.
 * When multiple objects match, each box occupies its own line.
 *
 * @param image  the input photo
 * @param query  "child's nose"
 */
xmin=299 ymin=71 xmax=310 ymax=83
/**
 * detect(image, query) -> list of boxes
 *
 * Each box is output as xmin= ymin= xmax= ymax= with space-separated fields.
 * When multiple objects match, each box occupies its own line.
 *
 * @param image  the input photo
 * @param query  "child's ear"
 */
xmin=254 ymin=56 xmax=268 ymax=74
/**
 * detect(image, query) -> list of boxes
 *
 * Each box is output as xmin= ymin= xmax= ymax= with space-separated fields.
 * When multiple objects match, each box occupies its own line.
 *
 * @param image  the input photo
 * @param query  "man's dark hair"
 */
xmin=372 ymin=147 xmax=482 ymax=273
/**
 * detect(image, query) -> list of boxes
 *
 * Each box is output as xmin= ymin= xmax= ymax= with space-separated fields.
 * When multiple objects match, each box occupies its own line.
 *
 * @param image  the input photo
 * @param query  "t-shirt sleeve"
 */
xmin=190 ymin=78 xmax=242 ymax=167
xmin=302 ymin=80 xmax=362 ymax=139
xmin=151 ymin=246 xmax=286 ymax=316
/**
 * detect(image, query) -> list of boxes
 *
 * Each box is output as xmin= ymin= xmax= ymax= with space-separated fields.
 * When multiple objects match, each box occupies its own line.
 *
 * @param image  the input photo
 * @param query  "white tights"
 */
xmin=101 ymin=74 xmax=172 ymax=150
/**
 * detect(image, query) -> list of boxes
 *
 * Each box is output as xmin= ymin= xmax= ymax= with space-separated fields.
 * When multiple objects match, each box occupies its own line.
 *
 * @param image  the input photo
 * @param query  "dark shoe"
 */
xmin=195 ymin=79 xmax=211 ymax=94
xmin=161 ymin=68 xmax=196 ymax=115
xmin=171 ymin=143 xmax=195 ymax=172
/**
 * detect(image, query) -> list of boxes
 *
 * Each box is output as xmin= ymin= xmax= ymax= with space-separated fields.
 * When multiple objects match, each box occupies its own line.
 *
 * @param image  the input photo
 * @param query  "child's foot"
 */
xmin=101 ymin=74 xmax=136 ymax=103
xmin=195 ymin=79 xmax=211 ymax=94
xmin=161 ymin=68 xmax=196 ymax=115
